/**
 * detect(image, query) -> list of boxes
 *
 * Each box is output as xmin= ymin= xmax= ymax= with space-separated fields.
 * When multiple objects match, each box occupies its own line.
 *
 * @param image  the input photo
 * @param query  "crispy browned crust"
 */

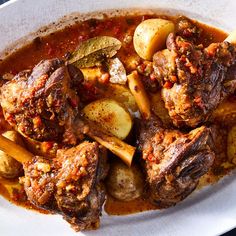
xmin=22 ymin=142 xmax=108 ymax=231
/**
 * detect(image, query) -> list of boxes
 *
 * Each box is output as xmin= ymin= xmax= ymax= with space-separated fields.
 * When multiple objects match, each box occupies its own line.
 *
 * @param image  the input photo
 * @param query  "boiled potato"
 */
xmin=83 ymin=99 xmax=132 ymax=140
xmin=106 ymin=159 xmax=144 ymax=201
xmin=0 ymin=131 xmax=24 ymax=179
xmin=134 ymin=19 xmax=175 ymax=60
xmin=81 ymin=67 xmax=139 ymax=116
xmin=103 ymin=84 xmax=139 ymax=116
xmin=227 ymin=126 xmax=236 ymax=165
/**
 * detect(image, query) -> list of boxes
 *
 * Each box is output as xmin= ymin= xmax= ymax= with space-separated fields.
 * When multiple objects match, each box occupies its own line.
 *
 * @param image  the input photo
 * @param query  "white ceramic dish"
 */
xmin=0 ymin=0 xmax=236 ymax=236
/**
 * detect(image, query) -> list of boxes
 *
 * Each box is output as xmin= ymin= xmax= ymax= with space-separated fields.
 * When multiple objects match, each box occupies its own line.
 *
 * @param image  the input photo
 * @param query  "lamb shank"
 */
xmin=138 ymin=115 xmax=214 ymax=207
xmin=153 ymin=19 xmax=236 ymax=127
xmin=0 ymin=59 xmax=84 ymax=144
xmin=22 ymin=141 xmax=108 ymax=231
xmin=0 ymin=59 xmax=110 ymax=231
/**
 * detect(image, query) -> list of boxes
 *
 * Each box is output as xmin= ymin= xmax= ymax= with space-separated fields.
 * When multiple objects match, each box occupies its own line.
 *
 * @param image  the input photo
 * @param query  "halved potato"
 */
xmin=134 ymin=18 xmax=175 ymax=60
xmin=103 ymin=84 xmax=139 ymax=116
xmin=81 ymin=67 xmax=139 ymax=116
xmin=106 ymin=159 xmax=144 ymax=201
xmin=83 ymin=99 xmax=132 ymax=140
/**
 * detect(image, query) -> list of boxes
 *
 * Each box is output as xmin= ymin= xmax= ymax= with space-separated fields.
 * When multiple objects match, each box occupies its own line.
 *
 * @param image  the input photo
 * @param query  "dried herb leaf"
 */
xmin=68 ymin=36 xmax=122 ymax=68
xmin=108 ymin=58 xmax=127 ymax=85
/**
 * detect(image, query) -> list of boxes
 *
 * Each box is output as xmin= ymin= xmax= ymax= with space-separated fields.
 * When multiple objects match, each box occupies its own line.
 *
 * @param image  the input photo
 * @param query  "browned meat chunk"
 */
xmin=22 ymin=142 xmax=108 ymax=231
xmin=0 ymin=59 xmax=84 ymax=144
xmin=175 ymin=16 xmax=202 ymax=41
xmin=153 ymin=32 xmax=236 ymax=127
xmin=139 ymin=116 xmax=214 ymax=207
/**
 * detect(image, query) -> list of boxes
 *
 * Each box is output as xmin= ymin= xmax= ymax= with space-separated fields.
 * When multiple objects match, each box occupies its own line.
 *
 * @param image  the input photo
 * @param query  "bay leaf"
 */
xmin=68 ymin=36 xmax=122 ymax=68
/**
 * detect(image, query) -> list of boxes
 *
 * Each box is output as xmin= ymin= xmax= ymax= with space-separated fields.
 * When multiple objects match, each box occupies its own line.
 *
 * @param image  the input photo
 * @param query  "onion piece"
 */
xmin=109 ymin=58 xmax=127 ymax=85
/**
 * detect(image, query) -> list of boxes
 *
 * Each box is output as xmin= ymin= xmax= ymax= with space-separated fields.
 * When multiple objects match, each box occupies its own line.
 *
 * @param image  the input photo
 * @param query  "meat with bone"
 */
xmin=0 ymin=59 xmax=84 ymax=144
xmin=138 ymin=116 xmax=215 ymax=207
xmin=22 ymin=141 xmax=108 ymax=231
xmin=153 ymin=31 xmax=236 ymax=127
xmin=0 ymin=58 xmax=136 ymax=166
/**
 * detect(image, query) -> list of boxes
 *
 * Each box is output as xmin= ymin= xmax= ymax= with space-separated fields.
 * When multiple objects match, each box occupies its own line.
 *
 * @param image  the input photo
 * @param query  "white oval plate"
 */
xmin=0 ymin=0 xmax=236 ymax=236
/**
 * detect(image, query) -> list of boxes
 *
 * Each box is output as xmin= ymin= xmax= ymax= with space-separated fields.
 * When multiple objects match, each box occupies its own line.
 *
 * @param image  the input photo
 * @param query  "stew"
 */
xmin=0 ymin=12 xmax=235 ymax=231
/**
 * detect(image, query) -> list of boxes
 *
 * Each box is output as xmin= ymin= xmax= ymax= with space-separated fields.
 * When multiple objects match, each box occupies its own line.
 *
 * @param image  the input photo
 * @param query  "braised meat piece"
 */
xmin=22 ymin=141 xmax=108 ymax=231
xmin=153 ymin=32 xmax=236 ymax=127
xmin=175 ymin=16 xmax=202 ymax=42
xmin=0 ymin=59 xmax=84 ymax=144
xmin=207 ymin=124 xmax=229 ymax=175
xmin=139 ymin=116 xmax=214 ymax=207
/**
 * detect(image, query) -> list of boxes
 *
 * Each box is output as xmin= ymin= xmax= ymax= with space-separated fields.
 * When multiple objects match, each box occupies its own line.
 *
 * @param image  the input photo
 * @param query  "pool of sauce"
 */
xmin=0 ymin=13 xmax=234 ymax=216
xmin=0 ymin=178 xmax=49 ymax=214
xmin=105 ymin=196 xmax=158 ymax=215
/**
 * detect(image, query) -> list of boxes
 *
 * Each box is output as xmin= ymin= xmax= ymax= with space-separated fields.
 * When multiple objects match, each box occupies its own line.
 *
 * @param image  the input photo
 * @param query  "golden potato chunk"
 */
xmin=102 ymin=84 xmax=139 ymax=116
xmin=134 ymin=19 xmax=175 ymax=60
xmin=106 ymin=160 xmax=144 ymax=201
xmin=83 ymin=99 xmax=133 ymax=140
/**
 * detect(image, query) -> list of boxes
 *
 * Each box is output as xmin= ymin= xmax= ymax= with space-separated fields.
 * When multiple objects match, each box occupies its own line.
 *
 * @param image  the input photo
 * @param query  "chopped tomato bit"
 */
xmin=170 ymin=75 xmax=177 ymax=82
xmin=163 ymin=81 xmax=173 ymax=89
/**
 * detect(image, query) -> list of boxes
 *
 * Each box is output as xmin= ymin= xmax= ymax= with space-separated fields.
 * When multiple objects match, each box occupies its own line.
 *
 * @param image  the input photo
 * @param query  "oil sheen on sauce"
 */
xmin=0 ymin=13 xmax=233 ymax=216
